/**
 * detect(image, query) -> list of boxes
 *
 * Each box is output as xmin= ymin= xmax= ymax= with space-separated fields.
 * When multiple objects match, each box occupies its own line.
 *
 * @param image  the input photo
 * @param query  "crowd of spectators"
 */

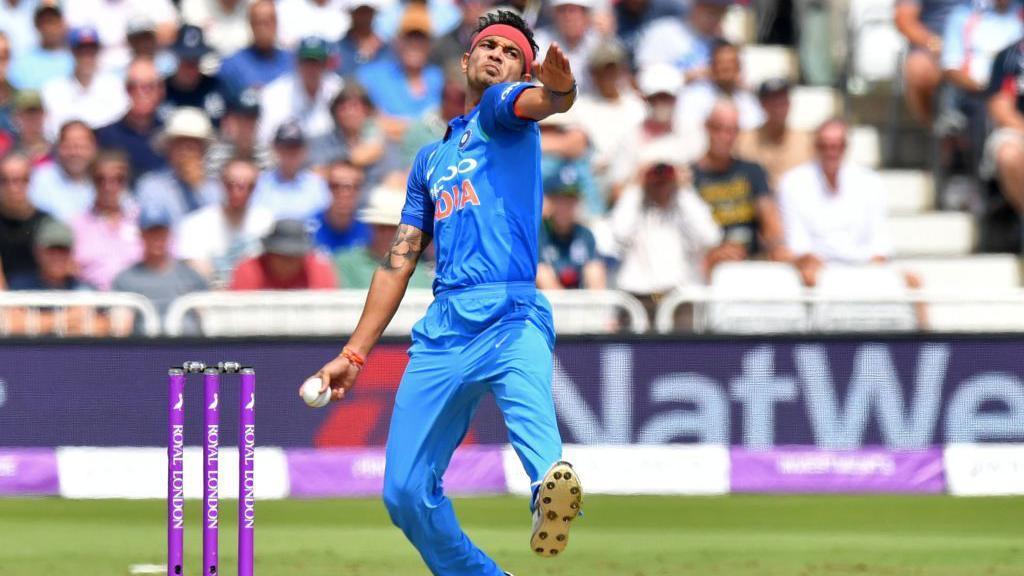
xmin=0 ymin=0 xmax=1016 ymax=334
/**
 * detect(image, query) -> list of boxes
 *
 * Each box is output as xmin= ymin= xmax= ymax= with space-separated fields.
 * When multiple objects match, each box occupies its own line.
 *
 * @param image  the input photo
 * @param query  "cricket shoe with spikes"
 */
xmin=530 ymin=460 xmax=583 ymax=557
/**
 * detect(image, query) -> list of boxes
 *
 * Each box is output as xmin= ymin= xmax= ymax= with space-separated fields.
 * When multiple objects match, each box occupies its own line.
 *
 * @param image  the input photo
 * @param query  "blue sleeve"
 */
xmin=400 ymin=145 xmax=436 ymax=236
xmin=477 ymin=81 xmax=537 ymax=135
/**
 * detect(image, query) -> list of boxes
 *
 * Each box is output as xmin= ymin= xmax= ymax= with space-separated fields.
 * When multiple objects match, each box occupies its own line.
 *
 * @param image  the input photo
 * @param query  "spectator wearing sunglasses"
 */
xmin=95 ymin=57 xmax=167 ymax=180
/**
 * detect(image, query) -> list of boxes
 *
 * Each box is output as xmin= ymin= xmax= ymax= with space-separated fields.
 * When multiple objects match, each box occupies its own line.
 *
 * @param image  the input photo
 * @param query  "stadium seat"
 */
xmin=811 ymin=265 xmax=917 ymax=332
xmin=787 ymin=86 xmax=840 ymax=131
xmin=848 ymin=125 xmax=882 ymax=168
xmin=703 ymin=261 xmax=808 ymax=333
xmin=881 ymin=170 xmax=934 ymax=214
xmin=742 ymin=45 xmax=798 ymax=88
xmin=887 ymin=212 xmax=976 ymax=256
xmin=847 ymin=0 xmax=905 ymax=89
xmin=894 ymin=255 xmax=1024 ymax=331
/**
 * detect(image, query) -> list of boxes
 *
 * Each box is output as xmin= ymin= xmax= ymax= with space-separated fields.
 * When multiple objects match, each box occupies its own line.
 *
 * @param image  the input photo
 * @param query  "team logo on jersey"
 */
xmin=458 ymin=129 xmax=472 ymax=150
xmin=429 ymin=158 xmax=481 ymax=222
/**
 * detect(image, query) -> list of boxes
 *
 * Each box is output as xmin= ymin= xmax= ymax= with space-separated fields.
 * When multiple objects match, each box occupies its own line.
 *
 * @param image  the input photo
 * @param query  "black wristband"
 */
xmin=545 ymin=82 xmax=577 ymax=97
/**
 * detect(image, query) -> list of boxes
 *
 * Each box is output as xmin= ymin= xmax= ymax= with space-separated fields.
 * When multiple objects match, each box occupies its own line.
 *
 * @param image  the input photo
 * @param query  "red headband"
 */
xmin=470 ymin=24 xmax=534 ymax=75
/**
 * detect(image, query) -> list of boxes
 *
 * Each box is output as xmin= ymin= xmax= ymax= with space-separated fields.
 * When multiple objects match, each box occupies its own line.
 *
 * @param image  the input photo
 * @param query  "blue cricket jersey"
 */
xmin=401 ymin=82 xmax=542 ymax=295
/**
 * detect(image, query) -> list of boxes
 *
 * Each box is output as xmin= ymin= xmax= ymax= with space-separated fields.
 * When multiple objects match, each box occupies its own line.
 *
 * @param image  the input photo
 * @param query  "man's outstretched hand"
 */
xmin=533 ymin=42 xmax=574 ymax=93
xmin=306 ymin=353 xmax=361 ymax=403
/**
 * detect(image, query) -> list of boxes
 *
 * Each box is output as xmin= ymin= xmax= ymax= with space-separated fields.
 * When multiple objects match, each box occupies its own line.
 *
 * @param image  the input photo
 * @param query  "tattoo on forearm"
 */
xmin=380 ymin=224 xmax=427 ymax=271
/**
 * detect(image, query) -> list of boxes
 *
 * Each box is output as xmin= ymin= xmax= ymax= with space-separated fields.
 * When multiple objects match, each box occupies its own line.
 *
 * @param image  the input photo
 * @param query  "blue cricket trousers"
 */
xmin=382 ymin=282 xmax=562 ymax=576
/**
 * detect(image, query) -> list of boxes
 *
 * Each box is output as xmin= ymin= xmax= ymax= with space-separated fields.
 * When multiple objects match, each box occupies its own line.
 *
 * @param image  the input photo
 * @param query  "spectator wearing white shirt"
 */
xmin=176 ymin=156 xmax=274 ymax=286
xmin=606 ymin=147 xmax=722 ymax=321
xmin=534 ymin=0 xmax=603 ymax=95
xmin=61 ymin=0 xmax=178 ymax=74
xmin=257 ymin=36 xmax=344 ymax=145
xmin=277 ymin=0 xmax=351 ymax=50
xmin=0 ymin=0 xmax=41 ymax=59
xmin=778 ymin=119 xmax=891 ymax=286
xmin=251 ymin=121 xmax=330 ymax=220
xmin=181 ymin=0 xmax=252 ymax=58
xmin=41 ymin=27 xmax=128 ymax=139
xmin=634 ymin=0 xmax=729 ymax=82
xmin=572 ymin=40 xmax=646 ymax=204
xmin=28 ymin=120 xmax=97 ymax=221
xmin=678 ymin=40 xmax=765 ymax=132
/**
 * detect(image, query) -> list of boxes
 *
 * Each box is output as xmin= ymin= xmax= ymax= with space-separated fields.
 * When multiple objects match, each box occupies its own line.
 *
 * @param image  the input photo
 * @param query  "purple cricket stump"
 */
xmin=238 ymin=368 xmax=256 ymax=576
xmin=203 ymin=367 xmax=221 ymax=576
xmin=167 ymin=369 xmax=186 ymax=576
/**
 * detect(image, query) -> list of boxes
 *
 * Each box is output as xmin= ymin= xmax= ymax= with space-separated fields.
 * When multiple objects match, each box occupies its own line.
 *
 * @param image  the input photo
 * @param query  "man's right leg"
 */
xmin=382 ymin=350 xmax=505 ymax=576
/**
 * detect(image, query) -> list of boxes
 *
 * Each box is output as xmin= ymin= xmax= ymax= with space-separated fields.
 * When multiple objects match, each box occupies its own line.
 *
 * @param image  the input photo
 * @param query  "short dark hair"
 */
xmin=710 ymin=38 xmax=737 ymax=59
xmin=472 ymin=10 xmax=538 ymax=63
xmin=57 ymin=120 xmax=95 ymax=144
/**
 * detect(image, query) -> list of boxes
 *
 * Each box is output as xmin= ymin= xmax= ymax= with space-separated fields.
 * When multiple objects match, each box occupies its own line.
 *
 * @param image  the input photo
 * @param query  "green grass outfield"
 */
xmin=0 ymin=495 xmax=1022 ymax=575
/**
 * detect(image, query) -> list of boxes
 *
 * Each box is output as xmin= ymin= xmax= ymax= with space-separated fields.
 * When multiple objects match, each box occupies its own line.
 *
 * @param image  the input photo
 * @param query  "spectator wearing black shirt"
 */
xmin=692 ymin=100 xmax=789 ymax=265
xmin=536 ymin=163 xmax=606 ymax=290
xmin=163 ymin=25 xmax=227 ymax=125
xmin=6 ymin=217 xmax=91 ymax=291
xmin=0 ymin=153 xmax=50 ymax=283
xmin=985 ymin=40 xmax=1024 ymax=221
xmin=95 ymin=58 xmax=167 ymax=180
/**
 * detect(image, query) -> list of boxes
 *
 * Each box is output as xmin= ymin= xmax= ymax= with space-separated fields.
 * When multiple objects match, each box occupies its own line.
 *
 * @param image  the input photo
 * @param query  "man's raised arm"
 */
xmin=515 ymin=43 xmax=578 ymax=121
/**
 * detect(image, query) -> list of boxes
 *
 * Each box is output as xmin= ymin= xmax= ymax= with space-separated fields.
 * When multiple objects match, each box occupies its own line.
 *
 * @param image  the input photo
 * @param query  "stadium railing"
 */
xmin=654 ymin=287 xmax=1024 ymax=334
xmin=164 ymin=289 xmax=650 ymax=337
xmin=0 ymin=291 xmax=161 ymax=337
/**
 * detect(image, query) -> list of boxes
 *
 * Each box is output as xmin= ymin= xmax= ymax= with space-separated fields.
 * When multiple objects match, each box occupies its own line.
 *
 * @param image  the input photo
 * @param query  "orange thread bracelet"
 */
xmin=341 ymin=348 xmax=365 ymax=368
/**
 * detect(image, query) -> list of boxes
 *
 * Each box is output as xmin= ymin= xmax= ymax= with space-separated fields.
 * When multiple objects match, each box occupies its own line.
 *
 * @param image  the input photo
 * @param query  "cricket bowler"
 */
xmin=309 ymin=9 xmax=583 ymax=576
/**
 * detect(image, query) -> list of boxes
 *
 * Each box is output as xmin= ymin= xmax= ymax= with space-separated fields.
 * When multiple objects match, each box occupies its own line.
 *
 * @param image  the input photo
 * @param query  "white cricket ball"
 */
xmin=300 ymin=377 xmax=331 ymax=408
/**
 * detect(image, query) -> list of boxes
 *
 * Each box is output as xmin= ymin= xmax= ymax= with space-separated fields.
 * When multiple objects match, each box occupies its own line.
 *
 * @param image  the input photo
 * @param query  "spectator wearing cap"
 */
xmin=895 ymin=0 xmax=962 ymax=125
xmin=122 ymin=16 xmax=177 ymax=78
xmin=399 ymin=73 xmax=465 ymax=167
xmin=176 ymin=156 xmax=274 ymax=286
xmin=257 ymin=36 xmax=344 ymax=145
xmin=95 ymin=58 xmax=168 ymax=181
xmin=984 ymin=39 xmax=1024 ymax=225
xmin=252 ymin=121 xmax=330 ymax=220
xmin=205 ymin=89 xmax=275 ymax=175
xmin=7 ymin=217 xmax=93 ymax=290
xmin=182 ymin=0 xmax=252 ymax=57
xmin=678 ymin=40 xmax=765 ymax=132
xmin=535 ymin=0 xmax=603 ymax=95
xmin=778 ymin=119 xmax=891 ymax=287
xmin=573 ymin=40 xmax=646 ymax=203
xmin=614 ymin=0 xmax=686 ymax=60
xmin=69 ymin=151 xmax=141 ymax=290
xmin=28 ymin=120 xmax=97 ymax=221
xmin=431 ymin=0 xmax=494 ymax=68
xmin=41 ymin=26 xmax=128 ymax=138
xmin=333 ymin=184 xmax=432 ymax=289
xmin=357 ymin=5 xmax=444 ymax=126
xmin=539 ymin=111 xmax=602 ymax=217
xmin=218 ymin=0 xmax=295 ymax=96
xmin=537 ymin=163 xmax=606 ymax=290
xmin=0 ymin=153 xmax=52 ymax=282
xmin=619 ymin=64 xmax=704 ymax=204
xmin=113 ymin=207 xmax=209 ymax=322
xmin=692 ymin=100 xmax=788 ymax=265
xmin=10 ymin=90 xmax=49 ymax=164
xmin=336 ymin=0 xmax=393 ymax=76
xmin=277 ymin=0 xmax=351 ymax=50
xmin=736 ymin=78 xmax=814 ymax=188
xmin=605 ymin=147 xmax=722 ymax=321
xmin=165 ymin=25 xmax=230 ymax=127
xmin=311 ymin=159 xmax=371 ymax=253
xmin=308 ymin=82 xmax=392 ymax=187
xmin=136 ymin=107 xmax=222 ymax=226
xmin=230 ymin=218 xmax=338 ymax=290
xmin=62 ymin=0 xmax=178 ymax=74
xmin=0 ymin=0 xmax=41 ymax=59
xmin=635 ymin=0 xmax=729 ymax=82
xmin=8 ymin=5 xmax=72 ymax=91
